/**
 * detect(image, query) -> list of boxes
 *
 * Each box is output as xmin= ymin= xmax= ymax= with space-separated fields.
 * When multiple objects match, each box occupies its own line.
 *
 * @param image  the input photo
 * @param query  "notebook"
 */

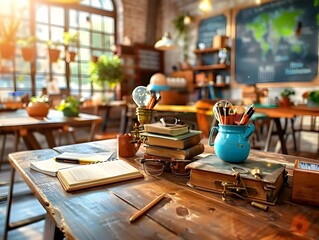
xmin=57 ymin=159 xmax=144 ymax=192
xmin=30 ymin=152 xmax=114 ymax=177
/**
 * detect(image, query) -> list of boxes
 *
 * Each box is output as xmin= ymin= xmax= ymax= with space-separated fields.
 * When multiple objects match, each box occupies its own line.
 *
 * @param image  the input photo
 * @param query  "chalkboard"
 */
xmin=235 ymin=0 xmax=319 ymax=84
xmin=198 ymin=14 xmax=227 ymax=49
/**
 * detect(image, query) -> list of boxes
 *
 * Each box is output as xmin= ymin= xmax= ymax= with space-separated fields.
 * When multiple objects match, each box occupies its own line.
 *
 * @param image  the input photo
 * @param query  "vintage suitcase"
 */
xmin=292 ymin=159 xmax=319 ymax=206
xmin=186 ymin=155 xmax=287 ymax=204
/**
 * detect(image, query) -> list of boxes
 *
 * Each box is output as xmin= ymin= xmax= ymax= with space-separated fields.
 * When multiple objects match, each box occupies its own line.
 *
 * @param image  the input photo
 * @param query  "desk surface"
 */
xmin=0 ymin=109 xmax=102 ymax=149
xmin=8 ymin=140 xmax=319 ymax=239
xmin=255 ymin=104 xmax=319 ymax=118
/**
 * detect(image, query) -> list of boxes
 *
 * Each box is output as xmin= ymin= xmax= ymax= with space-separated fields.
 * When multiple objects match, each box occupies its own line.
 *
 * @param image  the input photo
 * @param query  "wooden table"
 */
xmin=7 ymin=139 xmax=319 ymax=239
xmin=1 ymin=109 xmax=102 ymax=239
xmin=0 ymin=109 xmax=102 ymax=149
xmin=255 ymin=105 xmax=319 ymax=154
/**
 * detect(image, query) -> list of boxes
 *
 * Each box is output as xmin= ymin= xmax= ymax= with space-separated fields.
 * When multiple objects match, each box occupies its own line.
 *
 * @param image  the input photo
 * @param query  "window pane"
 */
xmin=79 ymin=48 xmax=90 ymax=61
xmin=50 ymin=7 xmax=64 ymax=26
xmin=17 ymin=75 xmax=31 ymax=88
xmin=50 ymin=26 xmax=64 ymax=43
xmin=103 ymin=16 xmax=114 ymax=34
xmin=104 ymin=34 xmax=114 ymax=49
xmin=79 ymin=62 xmax=90 ymax=76
xmin=92 ymin=32 xmax=102 ymax=48
xmin=0 ymin=0 xmax=12 ymax=16
xmin=91 ymin=14 xmax=102 ymax=31
xmin=36 ymin=24 xmax=49 ymax=42
xmin=69 ymin=9 xmax=78 ymax=28
xmin=0 ymin=75 xmax=14 ymax=88
xmin=79 ymin=11 xmax=92 ymax=30
xmin=79 ymin=30 xmax=90 ymax=47
xmin=14 ymin=0 xmax=30 ymax=19
xmin=36 ymin=5 xmax=48 ymax=23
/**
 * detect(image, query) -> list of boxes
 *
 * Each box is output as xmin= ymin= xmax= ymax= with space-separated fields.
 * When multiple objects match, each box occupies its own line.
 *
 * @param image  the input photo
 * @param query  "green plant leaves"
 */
xmin=89 ymin=55 xmax=124 ymax=88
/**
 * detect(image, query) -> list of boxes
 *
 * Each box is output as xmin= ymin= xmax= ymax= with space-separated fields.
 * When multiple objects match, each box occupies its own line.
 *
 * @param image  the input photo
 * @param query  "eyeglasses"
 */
xmin=140 ymin=158 xmax=192 ymax=176
xmin=159 ymin=117 xmax=195 ymax=129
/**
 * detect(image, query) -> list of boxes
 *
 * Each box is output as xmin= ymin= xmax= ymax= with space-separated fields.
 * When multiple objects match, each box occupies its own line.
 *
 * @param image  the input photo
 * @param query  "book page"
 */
xmin=30 ymin=158 xmax=76 ymax=176
xmin=61 ymin=160 xmax=142 ymax=183
xmin=56 ymin=152 xmax=114 ymax=161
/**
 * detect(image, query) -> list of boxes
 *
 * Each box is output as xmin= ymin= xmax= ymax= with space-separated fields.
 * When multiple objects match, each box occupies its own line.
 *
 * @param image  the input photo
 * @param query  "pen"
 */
xmin=129 ymin=193 xmax=166 ymax=223
xmin=228 ymin=109 xmax=235 ymax=125
xmin=55 ymin=157 xmax=99 ymax=165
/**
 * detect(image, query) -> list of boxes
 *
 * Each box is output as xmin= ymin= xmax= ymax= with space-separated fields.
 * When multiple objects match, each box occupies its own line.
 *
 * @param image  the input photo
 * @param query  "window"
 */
xmin=0 ymin=0 xmax=116 ymax=99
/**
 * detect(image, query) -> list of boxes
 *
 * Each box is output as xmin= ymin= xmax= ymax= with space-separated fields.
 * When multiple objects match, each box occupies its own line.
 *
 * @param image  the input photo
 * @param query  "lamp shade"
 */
xmin=154 ymin=32 xmax=176 ymax=51
xmin=147 ymin=73 xmax=170 ymax=91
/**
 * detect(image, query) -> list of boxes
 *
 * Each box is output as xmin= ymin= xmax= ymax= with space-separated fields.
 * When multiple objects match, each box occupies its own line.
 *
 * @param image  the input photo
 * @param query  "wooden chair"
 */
xmin=195 ymin=99 xmax=218 ymax=138
xmin=93 ymin=100 xmax=131 ymax=140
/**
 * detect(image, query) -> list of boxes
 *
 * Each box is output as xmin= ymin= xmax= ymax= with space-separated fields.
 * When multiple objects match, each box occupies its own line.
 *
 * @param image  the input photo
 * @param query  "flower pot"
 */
xmin=67 ymin=51 xmax=77 ymax=62
xmin=91 ymin=55 xmax=98 ymax=63
xmin=26 ymin=102 xmax=50 ymax=118
xmin=0 ymin=43 xmax=15 ymax=59
xmin=21 ymin=47 xmax=36 ymax=62
xmin=48 ymin=48 xmax=61 ymax=63
xmin=62 ymin=108 xmax=79 ymax=117
xmin=280 ymin=97 xmax=291 ymax=107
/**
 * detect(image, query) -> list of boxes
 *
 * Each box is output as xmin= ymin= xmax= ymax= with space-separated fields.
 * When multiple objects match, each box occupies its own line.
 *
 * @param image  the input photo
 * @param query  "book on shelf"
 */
xmin=30 ymin=152 xmax=114 ymax=177
xmin=143 ymin=122 xmax=189 ymax=136
xmin=141 ymin=130 xmax=201 ymax=149
xmin=144 ymin=143 xmax=204 ymax=160
xmin=186 ymin=155 xmax=286 ymax=204
xmin=57 ymin=159 xmax=144 ymax=192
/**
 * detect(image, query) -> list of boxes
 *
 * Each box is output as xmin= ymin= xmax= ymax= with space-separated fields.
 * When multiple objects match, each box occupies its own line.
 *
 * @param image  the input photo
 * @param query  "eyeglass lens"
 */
xmin=142 ymin=159 xmax=191 ymax=176
xmin=142 ymin=160 xmax=165 ymax=176
xmin=160 ymin=117 xmax=179 ymax=127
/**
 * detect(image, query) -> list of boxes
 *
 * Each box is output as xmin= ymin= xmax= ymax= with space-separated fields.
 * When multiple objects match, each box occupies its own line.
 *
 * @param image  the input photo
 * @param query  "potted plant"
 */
xmin=280 ymin=88 xmax=295 ymax=107
xmin=0 ymin=19 xmax=20 ymax=59
xmin=17 ymin=36 xmax=37 ymax=62
xmin=57 ymin=95 xmax=81 ymax=117
xmin=172 ymin=13 xmax=191 ymax=60
xmin=26 ymin=95 xmax=50 ymax=118
xmin=47 ymin=40 xmax=61 ymax=63
xmin=90 ymin=55 xmax=124 ymax=101
xmin=63 ymin=31 xmax=79 ymax=62
xmin=303 ymin=90 xmax=319 ymax=107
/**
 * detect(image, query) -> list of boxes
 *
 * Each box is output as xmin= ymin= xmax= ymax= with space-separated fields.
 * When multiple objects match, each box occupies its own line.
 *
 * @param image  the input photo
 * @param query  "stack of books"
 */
xmin=141 ymin=122 xmax=204 ymax=160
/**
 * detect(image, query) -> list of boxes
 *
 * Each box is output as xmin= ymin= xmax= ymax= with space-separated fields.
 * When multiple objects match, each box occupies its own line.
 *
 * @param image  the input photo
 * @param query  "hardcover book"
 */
xmin=57 ymin=159 xmax=143 ymax=192
xmin=141 ymin=130 xmax=201 ymax=149
xmin=143 ymin=122 xmax=189 ymax=136
xmin=144 ymin=143 xmax=204 ymax=160
xmin=186 ymin=155 xmax=286 ymax=204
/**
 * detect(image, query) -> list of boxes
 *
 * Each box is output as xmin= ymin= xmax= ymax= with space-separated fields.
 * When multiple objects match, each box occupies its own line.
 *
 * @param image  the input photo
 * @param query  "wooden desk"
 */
xmin=8 ymin=140 xmax=319 ymax=239
xmin=255 ymin=105 xmax=319 ymax=154
xmin=1 ymin=109 xmax=102 ymax=239
xmin=0 ymin=109 xmax=102 ymax=149
xmin=154 ymin=104 xmax=197 ymax=113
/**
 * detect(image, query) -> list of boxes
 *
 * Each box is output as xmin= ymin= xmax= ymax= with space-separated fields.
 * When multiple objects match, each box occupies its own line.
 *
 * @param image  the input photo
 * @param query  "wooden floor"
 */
xmin=0 ymin=117 xmax=318 ymax=239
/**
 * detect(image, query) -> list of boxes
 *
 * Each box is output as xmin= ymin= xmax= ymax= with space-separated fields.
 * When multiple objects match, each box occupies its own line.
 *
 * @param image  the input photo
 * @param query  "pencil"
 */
xmin=129 ymin=193 xmax=166 ymax=223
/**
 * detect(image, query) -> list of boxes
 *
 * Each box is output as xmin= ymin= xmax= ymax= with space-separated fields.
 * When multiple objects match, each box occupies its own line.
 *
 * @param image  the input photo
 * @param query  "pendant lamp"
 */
xmin=154 ymin=32 xmax=176 ymax=51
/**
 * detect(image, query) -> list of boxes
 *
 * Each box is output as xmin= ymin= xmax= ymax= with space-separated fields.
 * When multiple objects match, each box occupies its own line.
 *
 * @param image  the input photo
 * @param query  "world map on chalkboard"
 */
xmin=235 ymin=0 xmax=318 ymax=84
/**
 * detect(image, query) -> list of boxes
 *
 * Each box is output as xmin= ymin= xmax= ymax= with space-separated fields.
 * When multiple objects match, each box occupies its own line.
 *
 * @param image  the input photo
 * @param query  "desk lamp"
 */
xmin=131 ymin=73 xmax=167 ymax=142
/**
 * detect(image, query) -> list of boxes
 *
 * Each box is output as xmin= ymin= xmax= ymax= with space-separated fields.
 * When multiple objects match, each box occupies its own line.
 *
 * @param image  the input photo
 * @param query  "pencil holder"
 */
xmin=136 ymin=107 xmax=153 ymax=125
xmin=208 ymin=124 xmax=255 ymax=163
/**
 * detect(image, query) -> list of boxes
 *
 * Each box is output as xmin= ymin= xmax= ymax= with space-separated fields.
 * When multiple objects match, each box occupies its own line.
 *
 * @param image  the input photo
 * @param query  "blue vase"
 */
xmin=209 ymin=124 xmax=255 ymax=163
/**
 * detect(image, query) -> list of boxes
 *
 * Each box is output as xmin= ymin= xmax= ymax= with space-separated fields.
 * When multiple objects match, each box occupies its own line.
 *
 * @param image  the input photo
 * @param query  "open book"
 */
xmin=57 ymin=159 xmax=144 ymax=192
xmin=30 ymin=152 xmax=114 ymax=177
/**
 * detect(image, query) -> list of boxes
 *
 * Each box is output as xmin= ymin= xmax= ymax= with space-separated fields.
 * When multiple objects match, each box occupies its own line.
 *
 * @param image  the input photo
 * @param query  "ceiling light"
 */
xmin=154 ymin=32 xmax=176 ymax=51
xmin=199 ymin=0 xmax=212 ymax=13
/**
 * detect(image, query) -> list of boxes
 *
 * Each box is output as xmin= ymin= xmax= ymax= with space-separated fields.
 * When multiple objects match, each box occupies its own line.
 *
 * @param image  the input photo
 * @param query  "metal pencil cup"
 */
xmin=136 ymin=107 xmax=153 ymax=124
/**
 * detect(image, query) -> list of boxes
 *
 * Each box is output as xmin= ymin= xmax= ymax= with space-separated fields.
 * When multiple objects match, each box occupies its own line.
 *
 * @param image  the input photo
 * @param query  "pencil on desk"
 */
xmin=129 ymin=193 xmax=166 ymax=223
